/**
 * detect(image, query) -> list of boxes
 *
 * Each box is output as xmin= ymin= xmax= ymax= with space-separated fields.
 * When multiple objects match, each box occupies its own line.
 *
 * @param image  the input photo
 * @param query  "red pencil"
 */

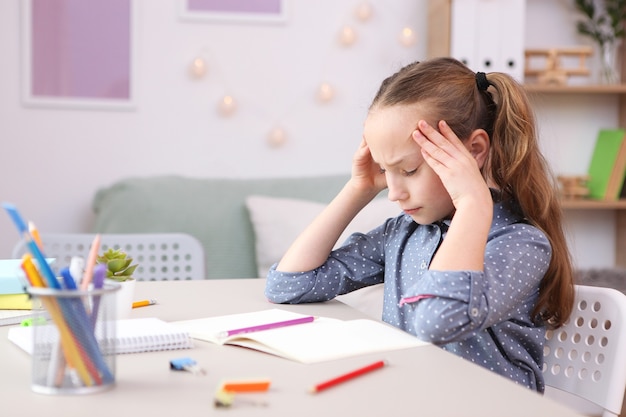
xmin=308 ymin=360 xmax=387 ymax=394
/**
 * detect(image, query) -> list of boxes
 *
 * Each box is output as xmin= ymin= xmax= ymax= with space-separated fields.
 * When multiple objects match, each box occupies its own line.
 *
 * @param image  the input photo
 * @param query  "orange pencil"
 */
xmin=28 ymin=221 xmax=43 ymax=249
xmin=221 ymin=379 xmax=271 ymax=393
xmin=309 ymin=360 xmax=387 ymax=394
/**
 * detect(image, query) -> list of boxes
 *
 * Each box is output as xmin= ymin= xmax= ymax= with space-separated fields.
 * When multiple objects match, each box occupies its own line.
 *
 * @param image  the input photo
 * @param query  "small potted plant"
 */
xmin=97 ymin=248 xmax=138 ymax=319
xmin=574 ymin=0 xmax=626 ymax=83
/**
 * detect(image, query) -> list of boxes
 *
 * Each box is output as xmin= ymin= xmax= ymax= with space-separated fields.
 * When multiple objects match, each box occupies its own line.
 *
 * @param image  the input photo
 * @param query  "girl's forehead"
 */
xmin=364 ymin=109 xmax=423 ymax=167
xmin=365 ymin=104 xmax=431 ymax=130
xmin=364 ymin=105 xmax=420 ymax=143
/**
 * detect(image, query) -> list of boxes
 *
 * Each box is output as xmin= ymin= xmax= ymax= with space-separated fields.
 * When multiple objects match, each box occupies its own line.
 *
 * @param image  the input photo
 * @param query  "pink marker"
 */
xmin=218 ymin=315 xmax=315 ymax=338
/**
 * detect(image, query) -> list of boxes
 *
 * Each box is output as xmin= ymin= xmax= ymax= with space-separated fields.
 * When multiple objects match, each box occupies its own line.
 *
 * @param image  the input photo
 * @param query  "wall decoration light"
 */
xmin=355 ymin=2 xmax=373 ymax=22
xmin=267 ymin=126 xmax=287 ymax=148
xmin=218 ymin=95 xmax=237 ymax=117
xmin=338 ymin=25 xmax=357 ymax=47
xmin=189 ymin=57 xmax=207 ymax=78
xmin=187 ymin=3 xmax=418 ymax=149
xmin=316 ymin=82 xmax=335 ymax=103
xmin=398 ymin=27 xmax=417 ymax=47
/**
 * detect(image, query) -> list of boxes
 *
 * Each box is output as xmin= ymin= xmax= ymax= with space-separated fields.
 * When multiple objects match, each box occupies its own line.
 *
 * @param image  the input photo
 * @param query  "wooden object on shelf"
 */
xmin=557 ymin=175 xmax=590 ymax=199
xmin=524 ymin=47 xmax=592 ymax=86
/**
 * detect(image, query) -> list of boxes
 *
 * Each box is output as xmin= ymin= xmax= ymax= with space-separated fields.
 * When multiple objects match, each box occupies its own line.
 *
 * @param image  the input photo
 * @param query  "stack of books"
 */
xmin=0 ymin=259 xmax=43 ymax=326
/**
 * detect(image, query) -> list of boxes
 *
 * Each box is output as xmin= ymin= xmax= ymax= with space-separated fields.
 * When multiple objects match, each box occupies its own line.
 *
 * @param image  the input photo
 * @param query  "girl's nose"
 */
xmin=386 ymin=178 xmax=408 ymax=202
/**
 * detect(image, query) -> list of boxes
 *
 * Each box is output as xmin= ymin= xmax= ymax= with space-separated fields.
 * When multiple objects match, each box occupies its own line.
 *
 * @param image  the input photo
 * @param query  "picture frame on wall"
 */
xmin=180 ymin=0 xmax=288 ymax=24
xmin=21 ymin=0 xmax=137 ymax=111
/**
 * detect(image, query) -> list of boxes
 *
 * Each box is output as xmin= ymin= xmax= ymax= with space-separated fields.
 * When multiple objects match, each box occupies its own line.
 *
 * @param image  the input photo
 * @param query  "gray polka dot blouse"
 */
xmin=265 ymin=197 xmax=551 ymax=392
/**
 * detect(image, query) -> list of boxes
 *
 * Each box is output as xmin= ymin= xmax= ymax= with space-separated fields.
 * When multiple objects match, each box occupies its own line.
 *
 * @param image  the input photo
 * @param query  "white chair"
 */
xmin=543 ymin=284 xmax=626 ymax=417
xmin=13 ymin=233 xmax=206 ymax=281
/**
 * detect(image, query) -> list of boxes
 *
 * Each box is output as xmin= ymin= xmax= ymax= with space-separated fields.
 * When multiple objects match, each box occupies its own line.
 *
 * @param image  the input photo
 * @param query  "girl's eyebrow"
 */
xmin=382 ymin=133 xmax=416 ymax=167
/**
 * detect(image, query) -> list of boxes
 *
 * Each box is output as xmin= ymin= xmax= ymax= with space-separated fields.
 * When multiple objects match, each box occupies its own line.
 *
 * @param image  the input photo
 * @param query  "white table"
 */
xmin=0 ymin=279 xmax=583 ymax=417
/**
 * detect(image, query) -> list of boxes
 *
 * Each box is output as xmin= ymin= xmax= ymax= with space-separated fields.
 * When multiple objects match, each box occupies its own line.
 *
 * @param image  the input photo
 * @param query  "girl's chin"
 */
xmin=406 ymin=211 xmax=444 ymax=225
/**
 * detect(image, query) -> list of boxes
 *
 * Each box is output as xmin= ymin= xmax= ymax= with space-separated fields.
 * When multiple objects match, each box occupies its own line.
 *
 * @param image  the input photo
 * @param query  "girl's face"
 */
xmin=363 ymin=104 xmax=455 ymax=224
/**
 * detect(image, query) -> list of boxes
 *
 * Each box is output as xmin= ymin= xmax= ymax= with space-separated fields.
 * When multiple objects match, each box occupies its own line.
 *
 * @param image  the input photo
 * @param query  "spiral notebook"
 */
xmin=8 ymin=317 xmax=193 ymax=355
xmin=0 ymin=309 xmax=49 ymax=326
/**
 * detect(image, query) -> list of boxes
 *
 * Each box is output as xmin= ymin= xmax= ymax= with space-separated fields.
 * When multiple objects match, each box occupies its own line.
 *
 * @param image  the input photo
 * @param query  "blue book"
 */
xmin=0 ymin=258 xmax=56 ymax=294
xmin=0 ymin=259 xmax=30 ymax=295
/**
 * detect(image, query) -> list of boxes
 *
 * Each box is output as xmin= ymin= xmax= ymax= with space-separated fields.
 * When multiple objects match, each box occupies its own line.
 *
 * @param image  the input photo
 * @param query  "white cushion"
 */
xmin=245 ymin=195 xmax=399 ymax=278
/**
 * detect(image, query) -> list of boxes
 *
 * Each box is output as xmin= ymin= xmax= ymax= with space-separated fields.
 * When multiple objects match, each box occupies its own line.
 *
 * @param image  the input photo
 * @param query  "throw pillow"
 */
xmin=245 ymin=195 xmax=400 ymax=278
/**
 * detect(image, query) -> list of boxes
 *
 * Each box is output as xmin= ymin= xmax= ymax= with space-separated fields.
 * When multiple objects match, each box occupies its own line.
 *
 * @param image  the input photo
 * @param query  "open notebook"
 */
xmin=8 ymin=317 xmax=193 ymax=355
xmin=172 ymin=309 xmax=427 ymax=364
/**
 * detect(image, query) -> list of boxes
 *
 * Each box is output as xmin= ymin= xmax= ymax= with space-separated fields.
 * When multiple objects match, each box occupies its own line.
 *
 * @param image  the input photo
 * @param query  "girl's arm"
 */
xmin=276 ymin=140 xmax=386 ymax=272
xmin=414 ymin=120 xmax=493 ymax=271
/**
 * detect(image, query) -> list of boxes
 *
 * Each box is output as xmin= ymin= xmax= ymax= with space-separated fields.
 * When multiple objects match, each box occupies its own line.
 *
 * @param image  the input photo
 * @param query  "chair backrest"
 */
xmin=543 ymin=284 xmax=626 ymax=417
xmin=12 ymin=233 xmax=206 ymax=281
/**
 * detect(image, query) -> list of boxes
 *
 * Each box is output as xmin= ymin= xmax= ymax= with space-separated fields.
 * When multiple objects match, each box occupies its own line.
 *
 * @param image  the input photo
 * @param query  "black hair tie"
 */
xmin=475 ymin=72 xmax=490 ymax=91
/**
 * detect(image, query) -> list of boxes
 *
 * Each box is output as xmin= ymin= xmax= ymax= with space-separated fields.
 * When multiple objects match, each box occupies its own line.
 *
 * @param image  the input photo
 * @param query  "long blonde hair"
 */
xmin=370 ymin=57 xmax=574 ymax=328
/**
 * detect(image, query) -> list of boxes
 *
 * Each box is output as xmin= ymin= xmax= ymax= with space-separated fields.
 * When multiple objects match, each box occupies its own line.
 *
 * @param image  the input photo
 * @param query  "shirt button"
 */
xmin=420 ymin=261 xmax=427 ymax=269
xmin=471 ymin=308 xmax=479 ymax=317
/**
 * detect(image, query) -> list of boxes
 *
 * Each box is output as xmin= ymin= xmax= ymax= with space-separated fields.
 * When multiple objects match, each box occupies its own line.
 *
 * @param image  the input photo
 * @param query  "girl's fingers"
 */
xmin=437 ymin=120 xmax=467 ymax=151
xmin=418 ymin=120 xmax=465 ymax=151
xmin=416 ymin=120 xmax=474 ymax=162
xmin=414 ymin=123 xmax=453 ymax=166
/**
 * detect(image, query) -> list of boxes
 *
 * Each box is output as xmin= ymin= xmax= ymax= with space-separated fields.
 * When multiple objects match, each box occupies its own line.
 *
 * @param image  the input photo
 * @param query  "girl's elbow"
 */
xmin=413 ymin=321 xmax=461 ymax=344
xmin=412 ymin=302 xmax=484 ymax=343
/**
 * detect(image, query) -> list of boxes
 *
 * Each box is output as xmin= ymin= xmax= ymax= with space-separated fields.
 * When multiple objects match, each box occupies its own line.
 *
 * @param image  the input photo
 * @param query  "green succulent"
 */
xmin=97 ymin=248 xmax=138 ymax=282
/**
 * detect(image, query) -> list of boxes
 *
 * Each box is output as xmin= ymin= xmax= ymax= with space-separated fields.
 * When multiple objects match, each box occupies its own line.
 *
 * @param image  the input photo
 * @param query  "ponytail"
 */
xmin=486 ymin=73 xmax=574 ymax=327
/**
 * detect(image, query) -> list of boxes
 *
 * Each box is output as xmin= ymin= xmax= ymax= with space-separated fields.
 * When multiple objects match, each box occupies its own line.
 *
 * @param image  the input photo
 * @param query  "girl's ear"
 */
xmin=466 ymin=129 xmax=490 ymax=168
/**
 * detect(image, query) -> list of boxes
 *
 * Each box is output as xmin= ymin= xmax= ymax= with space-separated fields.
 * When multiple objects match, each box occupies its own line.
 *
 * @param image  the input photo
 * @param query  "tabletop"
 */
xmin=0 ymin=278 xmax=583 ymax=417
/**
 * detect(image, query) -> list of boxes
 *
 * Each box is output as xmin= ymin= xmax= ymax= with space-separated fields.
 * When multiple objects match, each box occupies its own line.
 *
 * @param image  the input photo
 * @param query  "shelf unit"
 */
xmin=524 ymin=84 xmax=626 ymax=94
xmin=426 ymin=0 xmax=626 ymax=267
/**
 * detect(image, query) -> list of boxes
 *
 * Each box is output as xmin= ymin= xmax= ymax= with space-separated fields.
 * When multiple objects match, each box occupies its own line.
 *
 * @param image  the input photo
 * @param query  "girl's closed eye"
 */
xmin=403 ymin=168 xmax=417 ymax=177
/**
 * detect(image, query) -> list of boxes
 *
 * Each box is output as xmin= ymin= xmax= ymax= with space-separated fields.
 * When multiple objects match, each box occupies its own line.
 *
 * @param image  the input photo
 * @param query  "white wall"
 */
xmin=0 ymin=0 xmax=426 ymax=257
xmin=0 ymin=0 xmax=618 ymax=269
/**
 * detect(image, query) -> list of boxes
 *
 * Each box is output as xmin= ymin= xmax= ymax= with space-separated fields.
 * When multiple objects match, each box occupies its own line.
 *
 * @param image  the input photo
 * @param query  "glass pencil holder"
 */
xmin=27 ymin=282 xmax=120 ymax=395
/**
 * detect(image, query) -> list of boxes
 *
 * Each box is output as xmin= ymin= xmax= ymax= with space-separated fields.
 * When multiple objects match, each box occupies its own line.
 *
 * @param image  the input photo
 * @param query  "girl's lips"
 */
xmin=403 ymin=207 xmax=420 ymax=215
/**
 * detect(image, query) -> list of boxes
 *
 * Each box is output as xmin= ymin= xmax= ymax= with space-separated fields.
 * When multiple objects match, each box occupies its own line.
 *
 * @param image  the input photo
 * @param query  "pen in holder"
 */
xmin=27 ymin=282 xmax=120 ymax=395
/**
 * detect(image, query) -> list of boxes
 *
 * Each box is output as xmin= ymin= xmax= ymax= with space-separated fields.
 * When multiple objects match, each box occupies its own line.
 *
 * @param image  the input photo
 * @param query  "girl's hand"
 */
xmin=349 ymin=138 xmax=387 ymax=195
xmin=413 ymin=120 xmax=490 ymax=210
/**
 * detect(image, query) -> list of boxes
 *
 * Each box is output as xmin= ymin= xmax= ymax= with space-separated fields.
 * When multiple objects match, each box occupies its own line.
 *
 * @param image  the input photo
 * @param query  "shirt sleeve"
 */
xmin=264 ymin=222 xmax=391 ymax=304
xmin=399 ymin=223 xmax=551 ymax=344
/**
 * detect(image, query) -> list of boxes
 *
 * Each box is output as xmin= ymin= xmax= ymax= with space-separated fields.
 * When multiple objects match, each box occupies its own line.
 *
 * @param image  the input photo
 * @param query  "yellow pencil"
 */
xmin=132 ymin=299 xmax=157 ymax=308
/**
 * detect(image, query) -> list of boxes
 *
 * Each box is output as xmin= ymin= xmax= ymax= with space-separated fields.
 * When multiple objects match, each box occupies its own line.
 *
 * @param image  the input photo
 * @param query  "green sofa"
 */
xmin=91 ymin=175 xmax=352 ymax=279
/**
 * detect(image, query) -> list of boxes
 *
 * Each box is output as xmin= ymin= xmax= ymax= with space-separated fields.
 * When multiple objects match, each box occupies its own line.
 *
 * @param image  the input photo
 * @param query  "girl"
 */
xmin=265 ymin=57 xmax=575 ymax=392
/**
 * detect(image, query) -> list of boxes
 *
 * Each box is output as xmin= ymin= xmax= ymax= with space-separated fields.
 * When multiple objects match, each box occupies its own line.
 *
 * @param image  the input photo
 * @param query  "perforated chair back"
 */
xmin=12 ymin=233 xmax=206 ymax=281
xmin=543 ymin=285 xmax=626 ymax=417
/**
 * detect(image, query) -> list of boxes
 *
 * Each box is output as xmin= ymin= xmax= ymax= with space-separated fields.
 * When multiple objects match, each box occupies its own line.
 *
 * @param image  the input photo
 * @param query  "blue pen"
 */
xmin=59 ymin=267 xmax=114 ymax=383
xmin=2 ymin=203 xmax=60 ymax=289
xmin=60 ymin=267 xmax=78 ymax=290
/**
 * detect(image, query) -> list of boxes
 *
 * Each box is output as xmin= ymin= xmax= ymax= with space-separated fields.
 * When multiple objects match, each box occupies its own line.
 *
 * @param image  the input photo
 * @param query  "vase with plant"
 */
xmin=574 ymin=0 xmax=626 ymax=84
xmin=97 ymin=248 xmax=138 ymax=319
